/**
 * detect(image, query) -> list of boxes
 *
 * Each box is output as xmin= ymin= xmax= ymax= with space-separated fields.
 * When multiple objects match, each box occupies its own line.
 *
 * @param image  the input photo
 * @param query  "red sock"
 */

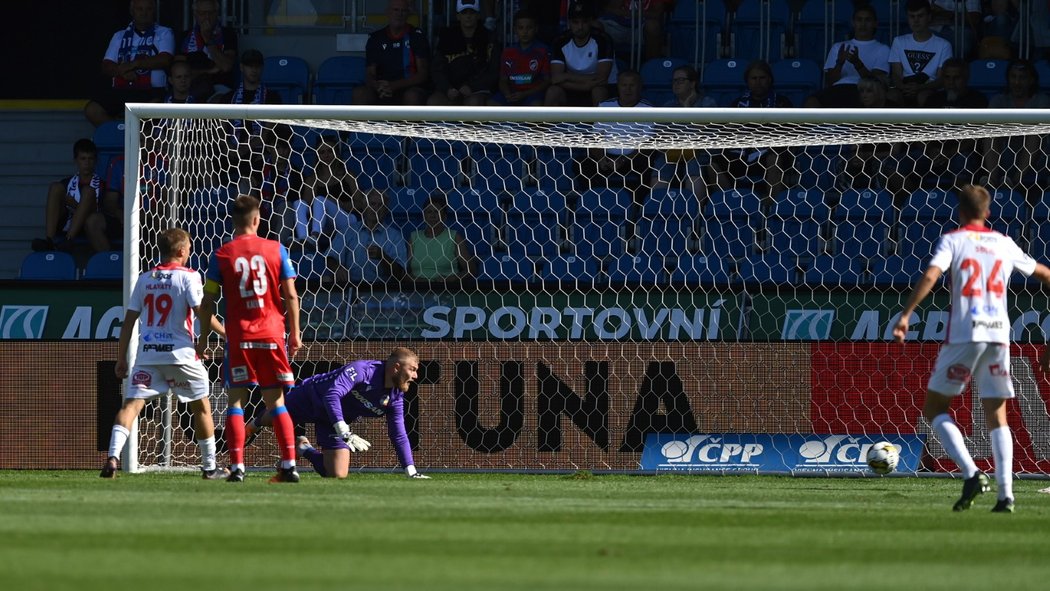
xmin=271 ymin=409 xmax=297 ymax=463
xmin=226 ymin=411 xmax=245 ymax=466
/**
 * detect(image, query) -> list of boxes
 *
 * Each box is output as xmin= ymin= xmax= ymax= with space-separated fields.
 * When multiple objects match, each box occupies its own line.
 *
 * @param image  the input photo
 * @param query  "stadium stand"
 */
xmin=92 ymin=121 xmax=126 ymax=179
xmin=312 ymin=55 xmax=366 ymax=104
xmin=640 ymin=57 xmax=690 ymax=105
xmin=19 ymin=251 xmax=77 ymax=280
xmin=82 ymin=250 xmax=123 ymax=280
xmin=968 ymin=59 xmax=1011 ymax=100
xmin=262 ymin=55 xmax=311 ymax=104
xmin=770 ymin=58 xmax=823 ymax=107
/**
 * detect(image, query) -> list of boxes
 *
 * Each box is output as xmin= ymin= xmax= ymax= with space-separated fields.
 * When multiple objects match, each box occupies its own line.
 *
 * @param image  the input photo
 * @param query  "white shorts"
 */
xmin=127 ymin=362 xmax=210 ymax=403
xmin=927 ymin=342 xmax=1015 ymax=399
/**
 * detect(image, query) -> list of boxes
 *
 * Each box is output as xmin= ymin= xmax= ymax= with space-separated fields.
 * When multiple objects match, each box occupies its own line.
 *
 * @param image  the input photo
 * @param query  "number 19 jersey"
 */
xmin=206 ymin=234 xmax=296 ymax=344
xmin=928 ymin=225 xmax=1036 ymax=344
xmin=129 ymin=263 xmax=204 ymax=365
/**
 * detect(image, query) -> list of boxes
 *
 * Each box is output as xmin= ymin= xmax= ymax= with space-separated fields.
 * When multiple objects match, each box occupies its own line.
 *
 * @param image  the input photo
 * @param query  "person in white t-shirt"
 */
xmin=806 ymin=4 xmax=890 ymax=108
xmin=888 ymin=0 xmax=953 ymax=106
xmin=101 ymin=227 xmax=227 ymax=479
xmin=893 ymin=185 xmax=1050 ymax=514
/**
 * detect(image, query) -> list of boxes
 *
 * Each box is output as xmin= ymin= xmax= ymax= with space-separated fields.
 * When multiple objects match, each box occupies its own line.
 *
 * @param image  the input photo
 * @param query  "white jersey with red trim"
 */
xmin=928 ymin=224 xmax=1036 ymax=344
xmin=128 ymin=263 xmax=204 ymax=365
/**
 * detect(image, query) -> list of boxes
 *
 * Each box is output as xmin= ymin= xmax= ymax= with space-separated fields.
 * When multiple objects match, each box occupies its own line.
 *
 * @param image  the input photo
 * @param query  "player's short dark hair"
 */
xmin=158 ymin=227 xmax=190 ymax=259
xmin=958 ymin=184 xmax=991 ymax=218
xmin=231 ymin=194 xmax=261 ymax=226
xmin=73 ymin=138 xmax=97 ymax=157
xmin=388 ymin=346 xmax=418 ymax=365
xmin=906 ymin=0 xmax=931 ymax=15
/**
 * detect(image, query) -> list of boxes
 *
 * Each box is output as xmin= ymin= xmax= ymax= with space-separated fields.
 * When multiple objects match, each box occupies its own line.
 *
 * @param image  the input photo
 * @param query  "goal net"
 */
xmin=122 ymin=104 xmax=1050 ymax=476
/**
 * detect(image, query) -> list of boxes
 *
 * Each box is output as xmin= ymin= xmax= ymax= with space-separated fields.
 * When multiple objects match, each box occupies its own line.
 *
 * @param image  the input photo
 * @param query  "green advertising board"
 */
xmin=749 ymin=290 xmax=1050 ymax=343
xmin=0 ymin=287 xmax=122 ymax=340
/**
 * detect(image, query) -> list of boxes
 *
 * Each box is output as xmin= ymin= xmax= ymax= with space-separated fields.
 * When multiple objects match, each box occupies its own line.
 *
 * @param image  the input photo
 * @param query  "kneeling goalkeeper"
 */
xmin=248 ymin=346 xmax=429 ymax=479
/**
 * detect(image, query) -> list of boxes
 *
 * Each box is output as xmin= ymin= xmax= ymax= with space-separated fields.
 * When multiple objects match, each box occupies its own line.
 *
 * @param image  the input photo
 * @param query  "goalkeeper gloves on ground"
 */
xmin=334 ymin=421 xmax=371 ymax=452
xmin=405 ymin=465 xmax=430 ymax=479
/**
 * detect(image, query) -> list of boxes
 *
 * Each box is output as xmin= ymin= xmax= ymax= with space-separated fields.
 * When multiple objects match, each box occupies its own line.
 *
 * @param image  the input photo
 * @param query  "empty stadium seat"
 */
xmin=603 ymin=253 xmax=666 ymax=285
xmin=539 ymin=255 xmax=600 ymax=282
xmin=702 ymin=59 xmax=748 ymax=105
xmin=312 ymin=55 xmax=366 ymax=104
xmin=804 ymin=254 xmax=868 ymax=286
xmin=572 ymin=188 xmax=632 ymax=258
xmin=870 ymin=253 xmax=925 ymax=287
xmin=640 ymin=57 xmax=689 ymax=104
xmin=82 ymin=251 xmax=123 ymax=280
xmin=731 ymin=0 xmax=790 ymax=62
xmin=19 ymin=251 xmax=77 ymax=280
xmin=408 ymin=139 xmax=469 ymax=192
xmin=643 ymin=187 xmax=702 ymax=218
xmin=93 ymin=121 xmax=126 ymax=179
xmin=836 ymin=188 xmax=894 ymax=221
xmin=479 ymin=254 xmax=533 ymax=283
xmin=737 ymin=254 xmax=798 ymax=284
xmin=638 ymin=216 xmax=694 ymax=256
xmin=969 ymin=59 xmax=1009 ymax=100
xmin=832 ymin=219 xmax=888 ymax=258
xmin=262 ymin=55 xmax=310 ymax=104
xmin=535 ymin=147 xmax=576 ymax=193
xmin=770 ymin=59 xmax=822 ymax=106
xmin=900 ymin=188 xmax=956 ymax=221
xmin=670 ymin=254 xmax=730 ymax=286
xmin=345 ymin=132 xmax=404 ymax=190
xmin=505 ymin=192 xmax=566 ymax=258
xmin=472 ymin=143 xmax=533 ymax=195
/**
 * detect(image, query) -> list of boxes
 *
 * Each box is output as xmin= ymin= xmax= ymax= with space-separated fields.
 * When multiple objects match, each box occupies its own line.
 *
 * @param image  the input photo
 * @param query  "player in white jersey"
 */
xmin=893 ymin=185 xmax=1050 ymax=513
xmin=101 ymin=227 xmax=227 ymax=479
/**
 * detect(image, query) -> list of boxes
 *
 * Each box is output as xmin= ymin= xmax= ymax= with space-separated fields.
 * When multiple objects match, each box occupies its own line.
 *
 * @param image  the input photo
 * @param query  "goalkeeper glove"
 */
xmin=334 ymin=421 xmax=371 ymax=452
xmin=405 ymin=465 xmax=430 ymax=479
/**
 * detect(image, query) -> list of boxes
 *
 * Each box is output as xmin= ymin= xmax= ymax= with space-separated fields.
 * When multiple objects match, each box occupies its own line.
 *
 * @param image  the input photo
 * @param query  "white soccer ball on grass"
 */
xmin=866 ymin=441 xmax=900 ymax=475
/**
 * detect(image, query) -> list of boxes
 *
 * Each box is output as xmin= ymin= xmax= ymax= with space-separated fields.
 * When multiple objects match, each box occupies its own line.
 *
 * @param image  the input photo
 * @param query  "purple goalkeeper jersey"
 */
xmin=284 ymin=360 xmax=413 ymax=468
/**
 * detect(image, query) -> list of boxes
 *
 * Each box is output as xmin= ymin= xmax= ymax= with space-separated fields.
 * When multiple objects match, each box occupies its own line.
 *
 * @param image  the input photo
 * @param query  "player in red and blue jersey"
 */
xmin=490 ymin=10 xmax=551 ymax=106
xmin=247 ymin=348 xmax=428 ymax=479
xmin=196 ymin=194 xmax=302 ymax=483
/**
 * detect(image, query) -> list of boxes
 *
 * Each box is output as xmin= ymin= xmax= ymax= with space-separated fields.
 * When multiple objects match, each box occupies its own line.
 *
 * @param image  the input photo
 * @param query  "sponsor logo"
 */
xmin=0 ymin=305 xmax=48 ymax=339
xmin=353 ymin=390 xmax=386 ymax=416
xmin=972 ymin=320 xmax=1003 ymax=330
xmin=277 ymin=372 xmax=294 ymax=382
xmin=782 ymin=309 xmax=834 ymax=340
xmin=231 ymin=366 xmax=249 ymax=382
xmin=132 ymin=371 xmax=152 ymax=387
xmin=797 ymin=435 xmax=872 ymax=468
xmin=143 ymin=344 xmax=174 ymax=352
xmin=657 ymin=435 xmax=764 ymax=466
xmin=946 ymin=364 xmax=971 ymax=383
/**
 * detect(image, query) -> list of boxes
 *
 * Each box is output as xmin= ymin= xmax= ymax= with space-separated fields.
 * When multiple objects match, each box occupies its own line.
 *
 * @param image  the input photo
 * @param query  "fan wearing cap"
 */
xmin=427 ymin=0 xmax=499 ymax=106
xmin=353 ymin=0 xmax=431 ymax=105
xmin=544 ymin=1 xmax=617 ymax=106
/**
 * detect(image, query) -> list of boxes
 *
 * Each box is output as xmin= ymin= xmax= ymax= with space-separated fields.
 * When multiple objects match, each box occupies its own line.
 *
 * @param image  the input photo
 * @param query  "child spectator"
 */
xmin=490 ymin=10 xmax=551 ymax=106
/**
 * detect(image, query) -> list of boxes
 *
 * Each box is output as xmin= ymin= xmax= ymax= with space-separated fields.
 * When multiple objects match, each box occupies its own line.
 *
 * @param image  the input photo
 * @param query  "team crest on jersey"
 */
xmin=132 ymin=371 xmax=152 ymax=387
xmin=529 ymin=59 xmax=538 ymax=71
xmin=231 ymin=366 xmax=249 ymax=382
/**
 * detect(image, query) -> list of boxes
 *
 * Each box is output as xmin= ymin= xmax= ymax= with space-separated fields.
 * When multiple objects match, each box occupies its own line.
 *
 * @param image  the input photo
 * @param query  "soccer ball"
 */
xmin=866 ymin=441 xmax=900 ymax=475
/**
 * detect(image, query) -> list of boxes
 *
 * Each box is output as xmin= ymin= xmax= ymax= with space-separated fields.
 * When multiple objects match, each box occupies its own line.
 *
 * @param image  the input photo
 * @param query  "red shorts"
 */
xmin=224 ymin=340 xmax=295 ymax=389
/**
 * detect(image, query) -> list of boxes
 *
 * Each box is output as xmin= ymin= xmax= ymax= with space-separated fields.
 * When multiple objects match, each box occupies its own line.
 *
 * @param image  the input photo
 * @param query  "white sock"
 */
xmin=931 ymin=413 xmax=979 ymax=478
xmin=108 ymin=425 xmax=130 ymax=459
xmin=232 ymin=463 xmax=245 ymax=473
xmin=197 ymin=437 xmax=217 ymax=471
xmin=989 ymin=426 xmax=1013 ymax=501
xmin=280 ymin=460 xmax=296 ymax=469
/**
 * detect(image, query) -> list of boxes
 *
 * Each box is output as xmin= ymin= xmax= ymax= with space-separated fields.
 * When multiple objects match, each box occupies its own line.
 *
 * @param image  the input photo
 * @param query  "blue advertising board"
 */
xmin=640 ymin=433 xmax=926 ymax=474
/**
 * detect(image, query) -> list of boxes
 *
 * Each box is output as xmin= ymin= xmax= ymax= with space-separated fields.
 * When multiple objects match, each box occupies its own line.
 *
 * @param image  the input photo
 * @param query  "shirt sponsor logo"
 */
xmin=143 ymin=344 xmax=175 ymax=352
xmin=352 ymin=389 xmax=386 ymax=416
xmin=143 ymin=332 xmax=174 ymax=343
xmin=972 ymin=320 xmax=1003 ymax=330
xmin=0 ymin=305 xmax=48 ymax=339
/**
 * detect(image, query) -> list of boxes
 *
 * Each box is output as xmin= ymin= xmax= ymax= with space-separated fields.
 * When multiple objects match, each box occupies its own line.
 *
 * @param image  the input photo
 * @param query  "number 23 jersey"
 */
xmin=929 ymin=225 xmax=1036 ymax=344
xmin=129 ymin=263 xmax=204 ymax=365
xmin=206 ymin=234 xmax=296 ymax=344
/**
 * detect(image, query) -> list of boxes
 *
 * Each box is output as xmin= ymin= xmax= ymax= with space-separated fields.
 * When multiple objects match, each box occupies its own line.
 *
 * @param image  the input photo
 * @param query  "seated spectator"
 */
xmin=353 ymin=0 xmax=430 ymax=105
xmin=489 ymin=10 xmax=551 ymax=106
xmin=923 ymin=57 xmax=988 ymax=108
xmin=299 ymin=135 xmax=363 ymax=247
xmin=33 ymin=139 xmax=114 ymax=255
xmin=840 ymin=77 xmax=902 ymax=192
xmin=596 ymin=0 xmax=671 ymax=61
xmin=217 ymin=49 xmax=283 ymax=105
xmin=928 ymin=0 xmax=980 ymax=59
xmin=85 ymin=0 xmax=175 ymax=127
xmin=428 ymin=0 xmax=498 ymax=107
xmin=407 ymin=193 xmax=475 ymax=282
xmin=981 ymin=59 xmax=1050 ymax=190
xmin=165 ymin=59 xmax=195 ymax=103
xmin=656 ymin=65 xmax=714 ymax=203
xmin=709 ymin=60 xmax=793 ymax=199
xmin=577 ymin=70 xmax=653 ymax=207
xmin=545 ymin=2 xmax=616 ymax=107
xmin=218 ymin=49 xmax=282 ymax=195
xmin=805 ymin=4 xmax=890 ymax=108
xmin=889 ymin=0 xmax=953 ymax=107
xmin=329 ymin=189 xmax=408 ymax=284
xmin=179 ymin=0 xmax=238 ymax=101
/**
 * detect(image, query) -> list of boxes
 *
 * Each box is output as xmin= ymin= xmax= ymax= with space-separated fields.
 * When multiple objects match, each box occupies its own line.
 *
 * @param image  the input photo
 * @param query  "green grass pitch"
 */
xmin=2 ymin=471 xmax=1049 ymax=591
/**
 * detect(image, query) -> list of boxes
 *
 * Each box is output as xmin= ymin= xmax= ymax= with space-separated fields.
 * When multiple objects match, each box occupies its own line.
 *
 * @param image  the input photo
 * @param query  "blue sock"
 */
xmin=303 ymin=446 xmax=327 ymax=477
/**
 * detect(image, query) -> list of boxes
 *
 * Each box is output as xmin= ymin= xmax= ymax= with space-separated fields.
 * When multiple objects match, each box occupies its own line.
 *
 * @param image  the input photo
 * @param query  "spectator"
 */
xmin=330 ymin=189 xmax=408 ymax=284
xmin=217 ymin=49 xmax=282 ymax=105
xmin=85 ymin=0 xmax=175 ymax=127
xmin=353 ymin=0 xmax=430 ymax=105
xmin=32 ymin=139 xmax=114 ymax=256
xmin=596 ymin=0 xmax=671 ymax=61
xmin=709 ymin=60 xmax=793 ymax=199
xmin=256 ymin=125 xmax=308 ymax=243
xmin=923 ymin=57 xmax=988 ymax=108
xmin=928 ymin=0 xmax=981 ymax=59
xmin=165 ymin=59 xmax=195 ymax=103
xmin=981 ymin=60 xmax=1050 ymax=191
xmin=428 ymin=0 xmax=498 ymax=107
xmin=655 ymin=65 xmax=714 ymax=202
xmin=889 ymin=0 xmax=953 ymax=107
xmin=218 ymin=49 xmax=282 ymax=198
xmin=299 ymin=135 xmax=363 ymax=247
xmin=179 ymin=0 xmax=238 ymax=101
xmin=805 ymin=4 xmax=890 ymax=108
xmin=840 ymin=77 xmax=901 ymax=191
xmin=545 ymin=2 xmax=616 ymax=107
xmin=489 ymin=10 xmax=551 ymax=106
xmin=407 ymin=192 xmax=475 ymax=282
xmin=577 ymin=70 xmax=653 ymax=208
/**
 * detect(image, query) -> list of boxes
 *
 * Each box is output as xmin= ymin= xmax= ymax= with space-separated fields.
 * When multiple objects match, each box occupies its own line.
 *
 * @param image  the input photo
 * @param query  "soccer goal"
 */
xmin=120 ymin=103 xmax=1050 ymax=476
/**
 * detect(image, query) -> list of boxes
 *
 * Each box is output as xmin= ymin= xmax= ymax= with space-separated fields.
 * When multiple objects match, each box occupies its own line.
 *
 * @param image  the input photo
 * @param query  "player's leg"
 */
xmin=174 ymin=361 xmax=224 ymax=478
xmin=324 ymin=448 xmax=351 ymax=479
xmin=260 ymin=386 xmax=299 ymax=482
xmin=302 ymin=422 xmax=349 ymax=478
xmin=101 ymin=397 xmax=148 ymax=477
xmin=224 ymin=386 xmax=251 ymax=481
xmin=976 ymin=343 xmax=1015 ymax=512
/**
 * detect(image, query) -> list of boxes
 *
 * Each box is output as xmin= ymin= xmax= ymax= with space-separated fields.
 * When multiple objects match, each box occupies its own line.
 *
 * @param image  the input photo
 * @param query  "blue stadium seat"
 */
xmin=702 ymin=59 xmax=748 ymax=106
xmin=93 ymin=121 xmax=126 ymax=179
xmin=795 ymin=0 xmax=852 ymax=62
xmin=446 ymin=188 xmax=502 ymax=260
xmin=732 ymin=0 xmax=790 ymax=62
xmin=262 ymin=55 xmax=310 ymax=104
xmin=804 ymin=254 xmax=868 ymax=287
xmin=870 ymin=253 xmax=925 ymax=287
xmin=603 ymin=253 xmax=666 ymax=285
xmin=408 ymin=139 xmax=469 ymax=192
xmin=900 ymin=188 xmax=956 ymax=221
xmin=737 ymin=254 xmax=798 ymax=285
xmin=535 ymin=147 xmax=576 ymax=193
xmin=643 ymin=187 xmax=702 ymax=218
xmin=572 ymin=188 xmax=632 ymax=258
xmin=291 ymin=251 xmax=332 ymax=283
xmin=472 ymin=143 xmax=533 ymax=195
xmin=1037 ymin=60 xmax=1050 ymax=93
xmin=969 ymin=59 xmax=1009 ymax=100
xmin=388 ymin=187 xmax=428 ymax=230
xmin=638 ymin=216 xmax=694 ymax=256
xmin=770 ymin=59 xmax=822 ymax=106
xmin=19 ymin=251 xmax=77 ymax=280
xmin=346 ymin=132 xmax=404 ymax=190
xmin=640 ymin=57 xmax=689 ymax=104
xmin=312 ymin=55 xmax=366 ymax=104
xmin=836 ymin=188 xmax=895 ymax=221
xmin=670 ymin=254 xmax=730 ymax=286
xmin=539 ymin=255 xmax=600 ymax=282
xmin=505 ymin=192 xmax=566 ymax=258
xmin=832 ymin=219 xmax=888 ymax=258
xmin=479 ymin=254 xmax=533 ymax=283
xmin=795 ymin=146 xmax=842 ymax=192
xmin=82 ymin=251 xmax=123 ymax=280
xmin=704 ymin=188 xmax=763 ymax=260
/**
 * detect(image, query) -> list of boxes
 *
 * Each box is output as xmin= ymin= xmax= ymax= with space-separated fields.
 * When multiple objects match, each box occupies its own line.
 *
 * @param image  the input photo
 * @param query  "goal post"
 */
xmin=122 ymin=103 xmax=1050 ymax=475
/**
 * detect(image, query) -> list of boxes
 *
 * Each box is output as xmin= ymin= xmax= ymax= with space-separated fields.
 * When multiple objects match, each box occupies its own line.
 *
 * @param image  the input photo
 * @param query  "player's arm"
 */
xmin=280 ymin=277 xmax=301 ymax=357
xmin=892 ymin=265 xmax=943 ymax=343
xmin=387 ymin=396 xmax=428 ymax=478
xmin=195 ymin=279 xmax=220 ymax=358
xmin=114 ymin=309 xmax=140 ymax=379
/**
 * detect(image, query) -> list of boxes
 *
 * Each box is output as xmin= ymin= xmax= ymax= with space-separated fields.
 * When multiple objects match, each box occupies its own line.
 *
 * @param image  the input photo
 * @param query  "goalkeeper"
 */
xmin=248 ymin=347 xmax=428 ymax=479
